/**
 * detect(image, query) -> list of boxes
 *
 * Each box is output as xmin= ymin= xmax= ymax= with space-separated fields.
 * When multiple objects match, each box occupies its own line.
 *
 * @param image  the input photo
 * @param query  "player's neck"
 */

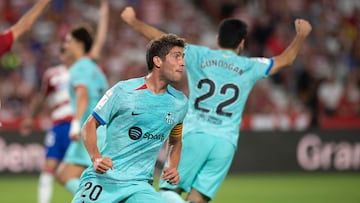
xmin=74 ymin=50 xmax=86 ymax=61
xmin=145 ymin=73 xmax=168 ymax=94
xmin=219 ymin=46 xmax=242 ymax=55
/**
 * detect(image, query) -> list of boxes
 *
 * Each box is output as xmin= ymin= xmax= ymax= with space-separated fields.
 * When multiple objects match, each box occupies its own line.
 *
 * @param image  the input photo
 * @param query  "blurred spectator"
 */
xmin=337 ymin=71 xmax=360 ymax=117
xmin=317 ymin=72 xmax=344 ymax=116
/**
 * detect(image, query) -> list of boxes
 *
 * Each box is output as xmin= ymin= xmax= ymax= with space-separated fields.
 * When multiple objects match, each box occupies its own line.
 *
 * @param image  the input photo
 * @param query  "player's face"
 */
xmin=63 ymin=33 xmax=82 ymax=58
xmin=59 ymin=47 xmax=73 ymax=67
xmin=161 ymin=46 xmax=185 ymax=82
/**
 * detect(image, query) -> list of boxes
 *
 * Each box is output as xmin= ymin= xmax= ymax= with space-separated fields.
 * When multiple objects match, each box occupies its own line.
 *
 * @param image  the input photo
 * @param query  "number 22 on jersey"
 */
xmin=194 ymin=78 xmax=239 ymax=117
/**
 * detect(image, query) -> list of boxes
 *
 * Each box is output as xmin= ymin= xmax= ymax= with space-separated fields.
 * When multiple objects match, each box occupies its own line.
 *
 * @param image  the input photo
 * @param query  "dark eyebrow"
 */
xmin=170 ymin=51 xmax=184 ymax=55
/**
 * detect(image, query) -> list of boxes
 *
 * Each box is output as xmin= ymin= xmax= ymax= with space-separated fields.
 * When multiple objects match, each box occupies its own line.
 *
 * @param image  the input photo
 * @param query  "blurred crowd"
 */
xmin=0 ymin=0 xmax=360 ymax=129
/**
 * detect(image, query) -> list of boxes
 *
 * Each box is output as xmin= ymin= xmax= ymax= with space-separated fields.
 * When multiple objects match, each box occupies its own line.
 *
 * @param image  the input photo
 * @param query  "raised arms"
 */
xmin=10 ymin=0 xmax=51 ymax=40
xmin=120 ymin=6 xmax=312 ymax=78
xmin=269 ymin=19 xmax=312 ymax=76
xmin=89 ymin=0 xmax=109 ymax=60
xmin=121 ymin=6 xmax=165 ymax=41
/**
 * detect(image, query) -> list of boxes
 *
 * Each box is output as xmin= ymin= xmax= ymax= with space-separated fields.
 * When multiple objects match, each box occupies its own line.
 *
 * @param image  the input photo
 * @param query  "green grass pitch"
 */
xmin=1 ymin=173 xmax=359 ymax=203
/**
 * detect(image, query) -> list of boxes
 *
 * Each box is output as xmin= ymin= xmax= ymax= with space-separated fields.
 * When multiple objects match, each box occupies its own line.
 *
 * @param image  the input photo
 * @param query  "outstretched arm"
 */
xmin=10 ymin=0 xmax=51 ymax=41
xmin=89 ymin=0 xmax=109 ymax=60
xmin=121 ymin=6 xmax=165 ymax=41
xmin=269 ymin=19 xmax=312 ymax=76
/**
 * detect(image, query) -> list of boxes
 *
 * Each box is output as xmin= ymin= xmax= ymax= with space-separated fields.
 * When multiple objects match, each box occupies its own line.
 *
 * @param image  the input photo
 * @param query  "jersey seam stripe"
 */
xmin=92 ymin=111 xmax=106 ymax=125
xmin=265 ymin=58 xmax=274 ymax=76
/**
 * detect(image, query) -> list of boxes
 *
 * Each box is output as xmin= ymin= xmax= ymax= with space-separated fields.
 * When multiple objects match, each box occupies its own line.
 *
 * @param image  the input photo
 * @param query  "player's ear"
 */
xmin=239 ymin=39 xmax=245 ymax=49
xmin=236 ymin=39 xmax=245 ymax=54
xmin=153 ymin=56 xmax=162 ymax=68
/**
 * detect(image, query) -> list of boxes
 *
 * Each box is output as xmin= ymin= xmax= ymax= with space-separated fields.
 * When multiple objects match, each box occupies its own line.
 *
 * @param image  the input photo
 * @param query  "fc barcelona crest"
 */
xmin=165 ymin=112 xmax=174 ymax=125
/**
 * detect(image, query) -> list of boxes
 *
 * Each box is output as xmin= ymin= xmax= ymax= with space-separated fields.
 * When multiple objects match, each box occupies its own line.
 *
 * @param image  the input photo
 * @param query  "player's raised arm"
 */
xmin=10 ymin=0 xmax=51 ymax=41
xmin=120 ymin=6 xmax=165 ymax=41
xmin=269 ymin=19 xmax=312 ymax=76
xmin=89 ymin=0 xmax=109 ymax=60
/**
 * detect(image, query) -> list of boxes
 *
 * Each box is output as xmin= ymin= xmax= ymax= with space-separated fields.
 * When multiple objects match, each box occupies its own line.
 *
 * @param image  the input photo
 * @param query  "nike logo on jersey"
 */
xmin=131 ymin=112 xmax=142 ymax=116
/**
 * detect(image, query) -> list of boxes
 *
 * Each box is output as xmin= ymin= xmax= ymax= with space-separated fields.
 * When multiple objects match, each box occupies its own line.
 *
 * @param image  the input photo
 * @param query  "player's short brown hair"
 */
xmin=146 ymin=34 xmax=185 ymax=71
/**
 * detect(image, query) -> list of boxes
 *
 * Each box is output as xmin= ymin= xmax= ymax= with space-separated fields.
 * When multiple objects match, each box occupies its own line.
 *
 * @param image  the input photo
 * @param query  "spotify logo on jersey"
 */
xmin=128 ymin=127 xmax=142 ymax=140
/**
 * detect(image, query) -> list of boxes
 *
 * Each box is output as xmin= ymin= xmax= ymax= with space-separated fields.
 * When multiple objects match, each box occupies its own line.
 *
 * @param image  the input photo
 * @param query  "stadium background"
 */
xmin=0 ymin=0 xmax=359 ymax=202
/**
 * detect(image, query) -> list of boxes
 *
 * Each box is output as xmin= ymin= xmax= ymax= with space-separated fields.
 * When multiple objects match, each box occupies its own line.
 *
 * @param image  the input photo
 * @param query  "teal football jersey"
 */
xmin=183 ymin=44 xmax=273 ymax=146
xmin=83 ymin=77 xmax=188 ymax=183
xmin=69 ymin=57 xmax=108 ymax=125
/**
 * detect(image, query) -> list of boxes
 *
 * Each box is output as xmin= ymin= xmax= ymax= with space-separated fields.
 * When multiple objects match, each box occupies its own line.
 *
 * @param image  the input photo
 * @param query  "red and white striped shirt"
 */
xmin=43 ymin=64 xmax=73 ymax=124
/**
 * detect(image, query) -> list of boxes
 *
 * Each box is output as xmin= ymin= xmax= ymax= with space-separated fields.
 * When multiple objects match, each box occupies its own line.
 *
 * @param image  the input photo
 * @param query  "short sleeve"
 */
xmin=0 ymin=31 xmax=14 ymax=56
xmin=249 ymin=57 xmax=274 ymax=80
xmin=71 ymin=63 xmax=91 ymax=88
xmin=184 ymin=44 xmax=207 ymax=71
xmin=92 ymin=85 xmax=121 ymax=125
xmin=41 ymin=70 xmax=53 ymax=96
